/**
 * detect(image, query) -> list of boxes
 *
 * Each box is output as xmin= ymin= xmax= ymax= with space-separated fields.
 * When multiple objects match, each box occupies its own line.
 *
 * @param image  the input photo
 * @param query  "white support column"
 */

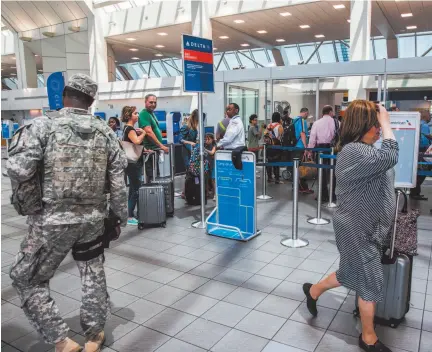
xmin=348 ymin=0 xmax=371 ymax=101
xmin=191 ymin=0 xmax=212 ymax=39
xmin=107 ymin=43 xmax=116 ymax=82
xmin=16 ymin=37 xmax=38 ymax=89
xmin=88 ymin=11 xmax=109 ymax=84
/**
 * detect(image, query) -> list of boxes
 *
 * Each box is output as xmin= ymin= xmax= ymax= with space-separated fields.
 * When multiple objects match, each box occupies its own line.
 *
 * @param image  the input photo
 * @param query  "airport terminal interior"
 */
xmin=1 ymin=0 xmax=432 ymax=351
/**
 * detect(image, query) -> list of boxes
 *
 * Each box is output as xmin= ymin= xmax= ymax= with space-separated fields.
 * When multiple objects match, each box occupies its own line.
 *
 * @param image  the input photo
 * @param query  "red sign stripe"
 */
xmin=184 ymin=49 xmax=213 ymax=65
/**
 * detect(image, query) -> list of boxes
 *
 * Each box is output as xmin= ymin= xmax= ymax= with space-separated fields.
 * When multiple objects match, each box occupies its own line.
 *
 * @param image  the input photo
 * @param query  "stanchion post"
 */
xmin=257 ymin=144 xmax=272 ymax=200
xmin=281 ymin=158 xmax=308 ymax=248
xmin=307 ymin=154 xmax=330 ymax=225
xmin=192 ymin=92 xmax=206 ymax=229
xmin=326 ymin=148 xmax=337 ymax=208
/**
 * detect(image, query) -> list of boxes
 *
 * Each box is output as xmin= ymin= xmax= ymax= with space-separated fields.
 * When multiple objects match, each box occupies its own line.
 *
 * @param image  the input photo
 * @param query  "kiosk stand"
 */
xmin=206 ymin=151 xmax=261 ymax=241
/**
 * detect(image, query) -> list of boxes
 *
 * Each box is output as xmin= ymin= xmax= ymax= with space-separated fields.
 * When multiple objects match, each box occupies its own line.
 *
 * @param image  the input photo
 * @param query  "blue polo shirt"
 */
xmin=420 ymin=120 xmax=431 ymax=148
xmin=293 ymin=117 xmax=309 ymax=148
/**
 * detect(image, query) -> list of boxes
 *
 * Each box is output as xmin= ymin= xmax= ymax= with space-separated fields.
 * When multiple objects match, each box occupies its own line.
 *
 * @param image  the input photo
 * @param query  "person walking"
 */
xmin=307 ymin=105 xmax=339 ymax=201
xmin=303 ymin=101 xmax=398 ymax=352
xmin=122 ymin=106 xmax=146 ymax=225
xmin=217 ymin=103 xmax=245 ymax=150
xmin=7 ymin=74 xmax=128 ymax=352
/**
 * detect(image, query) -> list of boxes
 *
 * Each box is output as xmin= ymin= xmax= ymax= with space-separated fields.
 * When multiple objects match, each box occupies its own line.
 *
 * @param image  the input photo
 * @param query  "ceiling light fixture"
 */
xmin=155 ymin=45 xmax=165 ymax=48
xmin=240 ymin=43 xmax=250 ymax=47
xmin=299 ymin=25 xmax=310 ymax=29
xmin=155 ymin=53 xmax=163 ymax=56
xmin=34 ymin=54 xmax=39 ymax=57
xmin=131 ymin=57 xmax=140 ymax=60
xmin=38 ymin=69 xmax=43 ymax=72
xmin=11 ymin=66 xmax=16 ymax=68
xmin=126 ymin=38 xmax=136 ymax=41
xmin=157 ymin=32 xmax=168 ymax=36
xmin=10 ymin=73 xmax=16 ymax=76
xmin=401 ymin=13 xmax=413 ymax=17
xmin=69 ymin=26 xmax=80 ymax=32
xmin=347 ymin=19 xmax=351 ymax=23
xmin=406 ymin=25 xmax=417 ymax=30
xmin=219 ymin=35 xmax=229 ymax=39
xmin=280 ymin=12 xmax=291 ymax=16
xmin=213 ymin=47 xmax=217 ymax=51
xmin=234 ymin=19 xmax=244 ymax=23
xmin=42 ymin=31 xmax=55 ymax=38
xmin=276 ymin=39 xmax=285 ymax=42
xmin=333 ymin=4 xmax=345 ymax=9
xmin=12 ymin=57 xmax=15 ymax=60
xmin=257 ymin=30 xmax=267 ymax=34
xmin=315 ymin=34 xmax=325 ymax=38
xmin=129 ymin=48 xmax=138 ymax=51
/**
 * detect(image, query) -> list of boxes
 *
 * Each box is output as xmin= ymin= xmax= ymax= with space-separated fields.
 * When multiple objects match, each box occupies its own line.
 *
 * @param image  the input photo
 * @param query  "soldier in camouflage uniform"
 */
xmin=7 ymin=74 xmax=128 ymax=352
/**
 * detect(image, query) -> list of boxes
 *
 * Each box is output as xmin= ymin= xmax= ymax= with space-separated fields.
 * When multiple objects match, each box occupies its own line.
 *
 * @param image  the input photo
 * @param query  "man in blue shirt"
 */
xmin=292 ymin=107 xmax=314 ymax=194
xmin=412 ymin=111 xmax=431 ymax=200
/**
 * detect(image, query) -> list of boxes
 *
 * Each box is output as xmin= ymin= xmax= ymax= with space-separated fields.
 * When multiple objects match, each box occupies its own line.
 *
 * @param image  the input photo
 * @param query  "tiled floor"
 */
xmin=2 ymin=151 xmax=432 ymax=352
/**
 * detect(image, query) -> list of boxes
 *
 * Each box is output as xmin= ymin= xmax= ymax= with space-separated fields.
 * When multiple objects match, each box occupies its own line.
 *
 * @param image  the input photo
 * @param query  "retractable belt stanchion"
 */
xmin=307 ymin=153 xmax=330 ymax=225
xmin=257 ymin=144 xmax=272 ymax=200
xmin=281 ymin=157 xmax=308 ymax=248
xmin=325 ymin=147 xmax=337 ymax=208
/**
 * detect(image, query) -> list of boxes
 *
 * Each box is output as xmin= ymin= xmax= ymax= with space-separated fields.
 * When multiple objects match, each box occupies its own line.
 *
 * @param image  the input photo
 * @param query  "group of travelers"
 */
xmin=4 ymin=71 xmax=430 ymax=352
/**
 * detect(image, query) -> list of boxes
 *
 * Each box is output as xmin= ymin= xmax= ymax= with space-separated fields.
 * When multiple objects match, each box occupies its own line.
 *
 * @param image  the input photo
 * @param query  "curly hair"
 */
xmin=121 ymin=106 xmax=137 ymax=123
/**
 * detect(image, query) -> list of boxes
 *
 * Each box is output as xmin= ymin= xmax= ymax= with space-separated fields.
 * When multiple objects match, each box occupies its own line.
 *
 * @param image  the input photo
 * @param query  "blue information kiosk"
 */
xmin=206 ymin=151 xmax=261 ymax=241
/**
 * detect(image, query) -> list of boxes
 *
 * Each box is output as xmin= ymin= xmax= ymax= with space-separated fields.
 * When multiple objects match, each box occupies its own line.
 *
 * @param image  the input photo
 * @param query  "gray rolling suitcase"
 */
xmin=150 ymin=146 xmax=174 ymax=217
xmin=354 ymin=190 xmax=412 ymax=328
xmin=137 ymin=152 xmax=166 ymax=229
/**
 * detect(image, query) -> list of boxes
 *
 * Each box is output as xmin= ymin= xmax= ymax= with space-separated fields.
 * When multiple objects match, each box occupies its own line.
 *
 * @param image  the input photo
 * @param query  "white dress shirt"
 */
xmin=217 ymin=115 xmax=245 ymax=149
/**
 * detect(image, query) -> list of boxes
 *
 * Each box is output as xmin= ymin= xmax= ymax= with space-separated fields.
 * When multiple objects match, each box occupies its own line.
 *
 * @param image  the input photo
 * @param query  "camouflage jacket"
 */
xmin=7 ymin=108 xmax=128 ymax=226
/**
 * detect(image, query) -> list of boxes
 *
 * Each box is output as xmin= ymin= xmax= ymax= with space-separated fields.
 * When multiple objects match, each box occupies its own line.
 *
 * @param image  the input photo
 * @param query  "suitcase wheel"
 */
xmin=161 ymin=222 xmax=166 ymax=228
xmin=138 ymin=224 xmax=144 ymax=230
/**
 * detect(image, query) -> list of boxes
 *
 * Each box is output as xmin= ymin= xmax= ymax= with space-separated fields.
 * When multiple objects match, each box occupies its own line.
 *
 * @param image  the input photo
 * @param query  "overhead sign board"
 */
xmin=182 ymin=34 xmax=214 ymax=93
xmin=375 ymin=112 xmax=420 ymax=188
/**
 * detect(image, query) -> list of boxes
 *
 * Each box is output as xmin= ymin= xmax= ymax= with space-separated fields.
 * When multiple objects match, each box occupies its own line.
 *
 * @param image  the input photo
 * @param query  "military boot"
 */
xmin=55 ymin=337 xmax=82 ymax=352
xmin=84 ymin=331 xmax=105 ymax=352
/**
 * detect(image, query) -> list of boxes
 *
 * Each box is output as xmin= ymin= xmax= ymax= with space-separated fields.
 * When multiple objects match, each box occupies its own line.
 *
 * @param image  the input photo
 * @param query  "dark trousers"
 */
xmin=145 ymin=152 xmax=159 ymax=183
xmin=412 ymin=147 xmax=428 ymax=196
xmin=266 ymin=149 xmax=281 ymax=181
xmin=126 ymin=162 xmax=142 ymax=217
xmin=316 ymin=143 xmax=336 ymax=201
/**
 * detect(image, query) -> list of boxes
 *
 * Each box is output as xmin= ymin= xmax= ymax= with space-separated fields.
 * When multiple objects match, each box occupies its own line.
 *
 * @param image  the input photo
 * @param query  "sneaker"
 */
xmin=303 ymin=283 xmax=318 ymax=317
xmin=267 ymin=178 xmax=275 ymax=183
xmin=55 ymin=338 xmax=82 ymax=352
xmin=84 ymin=331 xmax=105 ymax=352
xmin=213 ymin=196 xmax=216 ymax=201
xmin=275 ymin=180 xmax=284 ymax=184
xmin=127 ymin=218 xmax=138 ymax=226
xmin=358 ymin=334 xmax=392 ymax=352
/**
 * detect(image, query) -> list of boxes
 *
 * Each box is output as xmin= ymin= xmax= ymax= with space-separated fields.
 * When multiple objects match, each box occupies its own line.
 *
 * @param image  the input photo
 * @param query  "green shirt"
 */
xmin=138 ymin=109 xmax=163 ymax=150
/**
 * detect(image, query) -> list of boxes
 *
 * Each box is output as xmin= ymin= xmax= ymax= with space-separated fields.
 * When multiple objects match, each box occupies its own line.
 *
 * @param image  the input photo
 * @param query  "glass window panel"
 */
xmin=373 ymin=38 xmax=387 ymax=59
xmin=173 ymin=58 xmax=182 ymax=70
xmin=215 ymin=54 xmax=228 ymax=71
xmin=335 ymin=42 xmax=350 ymax=62
xmin=283 ymin=46 xmax=301 ymax=65
xmin=299 ymin=44 xmax=319 ymax=64
xmin=224 ymin=52 xmax=240 ymax=69
xmin=140 ymin=62 xmax=151 ymax=77
xmin=318 ymin=43 xmax=336 ymax=63
xmin=151 ymin=61 xmax=168 ymax=77
xmin=37 ymin=74 xmax=45 ymax=87
xmin=417 ymin=34 xmax=432 ymax=56
xmin=251 ymin=49 xmax=270 ymax=66
xmin=161 ymin=60 xmax=179 ymax=76
xmin=131 ymin=63 xmax=145 ymax=78
xmin=122 ymin=64 xmax=139 ymax=79
xmin=398 ymin=36 xmax=415 ymax=58
xmin=266 ymin=50 xmax=275 ymax=66
xmin=237 ymin=50 xmax=256 ymax=69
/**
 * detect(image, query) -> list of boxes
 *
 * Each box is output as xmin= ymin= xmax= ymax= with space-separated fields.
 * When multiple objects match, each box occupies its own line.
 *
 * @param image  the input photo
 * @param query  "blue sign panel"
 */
xmin=47 ymin=72 xmax=65 ymax=110
xmin=1 ymin=120 xmax=13 ymax=139
xmin=94 ymin=112 xmax=106 ymax=121
xmin=206 ymin=151 xmax=260 ymax=241
xmin=182 ymin=34 xmax=214 ymax=93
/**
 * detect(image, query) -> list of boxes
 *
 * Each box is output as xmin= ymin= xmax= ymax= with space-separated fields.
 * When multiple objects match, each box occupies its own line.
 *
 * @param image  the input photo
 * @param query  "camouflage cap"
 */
xmin=67 ymin=73 xmax=98 ymax=98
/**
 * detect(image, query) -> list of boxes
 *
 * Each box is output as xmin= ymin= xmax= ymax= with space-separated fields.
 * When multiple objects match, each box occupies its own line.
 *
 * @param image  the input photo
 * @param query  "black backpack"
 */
xmin=330 ymin=118 xmax=340 ymax=147
xmin=281 ymin=118 xmax=300 ymax=147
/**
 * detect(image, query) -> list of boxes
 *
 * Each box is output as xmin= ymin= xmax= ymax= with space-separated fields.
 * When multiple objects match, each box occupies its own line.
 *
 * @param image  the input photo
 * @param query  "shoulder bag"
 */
xmin=121 ymin=126 xmax=144 ymax=163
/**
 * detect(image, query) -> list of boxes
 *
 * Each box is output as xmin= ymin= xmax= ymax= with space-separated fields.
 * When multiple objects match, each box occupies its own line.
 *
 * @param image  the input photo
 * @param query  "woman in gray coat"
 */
xmin=303 ymin=100 xmax=398 ymax=352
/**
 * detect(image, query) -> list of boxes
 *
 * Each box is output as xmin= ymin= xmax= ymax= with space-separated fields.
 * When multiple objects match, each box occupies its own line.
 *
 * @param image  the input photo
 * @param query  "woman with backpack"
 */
xmin=265 ymin=112 xmax=284 ymax=184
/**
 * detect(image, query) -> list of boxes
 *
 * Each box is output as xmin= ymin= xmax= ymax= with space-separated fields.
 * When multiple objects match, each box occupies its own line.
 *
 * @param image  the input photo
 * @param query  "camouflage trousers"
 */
xmin=9 ymin=221 xmax=110 ymax=344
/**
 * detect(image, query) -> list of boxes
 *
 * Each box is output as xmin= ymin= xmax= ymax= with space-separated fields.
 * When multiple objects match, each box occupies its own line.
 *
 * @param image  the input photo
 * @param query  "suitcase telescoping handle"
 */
xmin=389 ymin=189 xmax=406 ymax=259
xmin=142 ymin=151 xmax=155 ymax=184
xmin=152 ymin=144 xmax=174 ymax=182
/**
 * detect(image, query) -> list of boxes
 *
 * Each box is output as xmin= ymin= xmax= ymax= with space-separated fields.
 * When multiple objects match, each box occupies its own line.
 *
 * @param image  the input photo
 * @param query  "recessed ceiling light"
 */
xmin=347 ymin=19 xmax=351 ymax=23
xmin=157 ymin=32 xmax=168 ymax=36
xmin=38 ymin=69 xmax=43 ymax=72
xmin=276 ymin=39 xmax=285 ymax=42
xmin=115 ymin=60 xmax=118 ymax=63
xmin=155 ymin=53 xmax=163 ymax=57
xmin=333 ymin=4 xmax=345 ymax=9
xmin=10 ymin=73 xmax=16 ymax=75
xmin=34 ymin=54 xmax=39 ymax=57
xmin=219 ymin=36 xmax=229 ymax=39
xmin=299 ymin=25 xmax=310 ymax=29
xmin=131 ymin=57 xmax=140 ymax=60
xmin=11 ymin=66 xmax=16 ymax=68
xmin=155 ymin=45 xmax=165 ymax=48
xmin=126 ymin=38 xmax=136 ymax=41
xmin=401 ymin=13 xmax=413 ymax=17
xmin=406 ymin=25 xmax=417 ymax=30
xmin=240 ymin=43 xmax=250 ymax=47
xmin=213 ymin=47 xmax=217 ymax=51
xmin=129 ymin=48 xmax=138 ymax=51
xmin=280 ymin=12 xmax=291 ymax=17
xmin=234 ymin=19 xmax=244 ymax=23
xmin=12 ymin=57 xmax=15 ymax=59
xmin=257 ymin=30 xmax=267 ymax=34
xmin=315 ymin=34 xmax=325 ymax=38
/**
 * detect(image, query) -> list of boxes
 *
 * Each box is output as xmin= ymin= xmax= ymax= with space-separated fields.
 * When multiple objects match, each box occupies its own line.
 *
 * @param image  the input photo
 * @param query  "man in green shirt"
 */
xmin=138 ymin=94 xmax=168 ymax=180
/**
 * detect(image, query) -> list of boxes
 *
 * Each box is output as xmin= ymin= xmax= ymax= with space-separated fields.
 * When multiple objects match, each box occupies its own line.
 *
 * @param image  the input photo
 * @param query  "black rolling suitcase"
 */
xmin=354 ymin=190 xmax=413 ymax=328
xmin=185 ymin=172 xmax=207 ymax=206
xmin=137 ymin=152 xmax=166 ymax=229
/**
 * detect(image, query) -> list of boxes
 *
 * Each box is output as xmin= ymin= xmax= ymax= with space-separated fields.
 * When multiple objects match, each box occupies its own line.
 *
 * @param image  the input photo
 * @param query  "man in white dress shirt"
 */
xmin=217 ymin=103 xmax=245 ymax=150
